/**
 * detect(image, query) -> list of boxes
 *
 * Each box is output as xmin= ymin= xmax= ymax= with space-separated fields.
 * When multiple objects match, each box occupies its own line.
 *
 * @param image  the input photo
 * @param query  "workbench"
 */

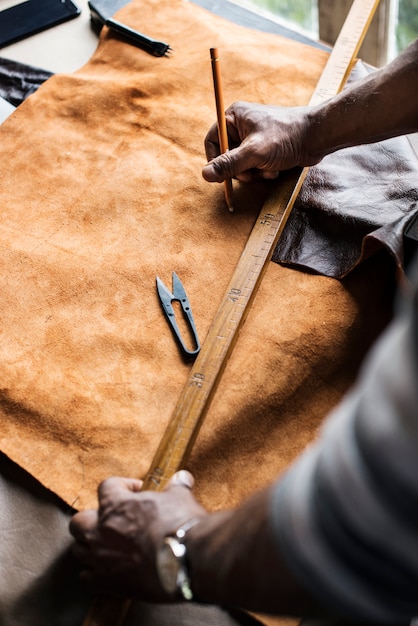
xmin=0 ymin=3 xmax=416 ymax=626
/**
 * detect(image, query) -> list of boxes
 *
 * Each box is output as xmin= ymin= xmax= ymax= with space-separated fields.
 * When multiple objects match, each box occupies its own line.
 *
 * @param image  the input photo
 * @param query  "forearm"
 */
xmin=186 ymin=266 xmax=418 ymax=622
xmin=185 ymin=486 xmax=326 ymax=616
xmin=305 ymin=38 xmax=418 ymax=162
xmin=203 ymin=39 xmax=418 ymax=182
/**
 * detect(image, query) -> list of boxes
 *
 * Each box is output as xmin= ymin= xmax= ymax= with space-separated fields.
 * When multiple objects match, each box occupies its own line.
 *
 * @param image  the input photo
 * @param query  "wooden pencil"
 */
xmin=210 ymin=47 xmax=234 ymax=212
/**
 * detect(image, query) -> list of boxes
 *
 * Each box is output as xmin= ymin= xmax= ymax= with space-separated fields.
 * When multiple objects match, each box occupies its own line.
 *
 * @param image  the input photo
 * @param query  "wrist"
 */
xmin=301 ymin=104 xmax=336 ymax=165
xmin=182 ymin=510 xmax=234 ymax=605
xmin=156 ymin=516 xmax=205 ymax=601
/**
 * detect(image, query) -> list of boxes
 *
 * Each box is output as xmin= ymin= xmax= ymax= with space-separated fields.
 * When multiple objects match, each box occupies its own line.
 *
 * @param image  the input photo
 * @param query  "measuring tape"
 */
xmin=83 ymin=0 xmax=381 ymax=623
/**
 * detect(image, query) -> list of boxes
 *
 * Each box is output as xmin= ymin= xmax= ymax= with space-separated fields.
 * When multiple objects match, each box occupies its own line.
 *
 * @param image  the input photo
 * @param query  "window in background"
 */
xmin=397 ymin=0 xmax=418 ymax=52
xmin=233 ymin=0 xmax=418 ymax=60
xmin=230 ymin=0 xmax=319 ymax=39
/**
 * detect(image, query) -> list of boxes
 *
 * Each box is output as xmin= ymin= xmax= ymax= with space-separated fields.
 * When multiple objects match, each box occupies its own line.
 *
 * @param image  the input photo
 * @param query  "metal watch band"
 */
xmin=174 ymin=516 xmax=203 ymax=541
xmin=168 ymin=516 xmax=203 ymax=601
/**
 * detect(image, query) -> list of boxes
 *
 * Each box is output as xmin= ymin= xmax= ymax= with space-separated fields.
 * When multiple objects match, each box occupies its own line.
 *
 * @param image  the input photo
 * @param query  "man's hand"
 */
xmin=202 ymin=101 xmax=315 ymax=184
xmin=69 ymin=470 xmax=207 ymax=602
xmin=202 ymin=40 xmax=418 ymax=189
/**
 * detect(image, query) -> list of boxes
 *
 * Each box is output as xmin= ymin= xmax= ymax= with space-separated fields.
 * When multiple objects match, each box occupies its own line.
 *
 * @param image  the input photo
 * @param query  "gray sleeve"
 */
xmin=270 ymin=267 xmax=418 ymax=623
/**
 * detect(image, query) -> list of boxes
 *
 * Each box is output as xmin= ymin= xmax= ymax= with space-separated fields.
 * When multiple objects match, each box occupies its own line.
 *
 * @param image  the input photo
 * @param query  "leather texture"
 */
xmin=0 ymin=2 xmax=413 ymax=625
xmin=2 ymin=54 xmax=416 ymax=280
xmin=0 ymin=0 xmax=400 ymax=522
xmin=273 ymin=62 xmax=418 ymax=279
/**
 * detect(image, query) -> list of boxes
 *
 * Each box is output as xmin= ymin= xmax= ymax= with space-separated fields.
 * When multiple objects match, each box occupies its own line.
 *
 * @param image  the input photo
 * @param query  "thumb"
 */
xmin=202 ymin=149 xmax=240 ymax=183
xmin=97 ymin=476 xmax=143 ymax=516
xmin=203 ymin=142 xmax=266 ymax=183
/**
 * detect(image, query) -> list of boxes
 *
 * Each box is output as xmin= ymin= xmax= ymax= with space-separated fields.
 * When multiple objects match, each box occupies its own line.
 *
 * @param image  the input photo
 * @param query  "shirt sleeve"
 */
xmin=270 ymin=261 xmax=418 ymax=623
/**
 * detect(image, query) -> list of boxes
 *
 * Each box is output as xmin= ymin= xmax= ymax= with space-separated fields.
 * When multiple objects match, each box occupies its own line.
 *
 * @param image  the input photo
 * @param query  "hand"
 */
xmin=69 ymin=470 xmax=207 ymax=601
xmin=202 ymin=101 xmax=315 ymax=184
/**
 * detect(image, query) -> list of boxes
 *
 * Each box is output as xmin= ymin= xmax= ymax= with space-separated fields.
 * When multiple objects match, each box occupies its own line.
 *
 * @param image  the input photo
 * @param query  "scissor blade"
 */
xmin=156 ymin=276 xmax=174 ymax=313
xmin=171 ymin=271 xmax=188 ymax=302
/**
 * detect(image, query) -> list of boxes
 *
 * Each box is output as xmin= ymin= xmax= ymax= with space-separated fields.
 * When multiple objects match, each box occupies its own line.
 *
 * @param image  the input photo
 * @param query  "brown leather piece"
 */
xmin=1 ymin=17 xmax=417 ymax=284
xmin=273 ymin=62 xmax=418 ymax=278
xmin=0 ymin=3 xmax=405 ymax=625
xmin=0 ymin=56 xmax=52 ymax=106
xmin=0 ymin=0 xmax=397 ymax=543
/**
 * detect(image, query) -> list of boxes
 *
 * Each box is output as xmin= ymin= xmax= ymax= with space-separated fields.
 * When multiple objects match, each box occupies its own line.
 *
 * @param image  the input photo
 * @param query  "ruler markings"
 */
xmin=141 ymin=0 xmax=382 ymax=492
xmin=82 ymin=1 xmax=381 ymax=624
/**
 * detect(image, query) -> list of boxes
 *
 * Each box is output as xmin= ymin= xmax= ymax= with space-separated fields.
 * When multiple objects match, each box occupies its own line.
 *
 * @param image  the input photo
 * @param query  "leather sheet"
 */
xmin=0 ymin=0 xmax=412 ymax=523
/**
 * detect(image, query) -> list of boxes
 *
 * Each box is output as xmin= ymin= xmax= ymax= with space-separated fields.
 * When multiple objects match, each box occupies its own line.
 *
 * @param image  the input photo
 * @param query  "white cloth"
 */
xmin=0 ymin=96 xmax=15 ymax=123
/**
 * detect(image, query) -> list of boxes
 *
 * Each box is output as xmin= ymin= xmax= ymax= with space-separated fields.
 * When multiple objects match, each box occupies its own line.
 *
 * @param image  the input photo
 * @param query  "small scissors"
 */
xmin=156 ymin=272 xmax=200 ymax=359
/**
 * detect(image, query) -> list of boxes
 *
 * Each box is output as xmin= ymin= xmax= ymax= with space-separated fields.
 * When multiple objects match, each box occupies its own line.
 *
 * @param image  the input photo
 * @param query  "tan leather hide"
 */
xmin=0 ymin=0 xmax=404 ymax=524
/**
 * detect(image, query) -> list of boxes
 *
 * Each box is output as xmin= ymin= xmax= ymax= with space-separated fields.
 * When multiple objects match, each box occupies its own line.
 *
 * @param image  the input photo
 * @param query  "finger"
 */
xmin=69 ymin=509 xmax=99 ymax=541
xmin=204 ymin=122 xmax=222 ymax=161
xmin=100 ymin=476 xmax=143 ymax=495
xmin=202 ymin=151 xmax=236 ymax=182
xmin=118 ymin=477 xmax=144 ymax=493
xmin=203 ymin=141 xmax=267 ymax=183
xmin=168 ymin=470 xmax=195 ymax=490
xmin=97 ymin=476 xmax=143 ymax=514
xmin=234 ymin=169 xmax=264 ymax=183
xmin=98 ymin=476 xmax=143 ymax=502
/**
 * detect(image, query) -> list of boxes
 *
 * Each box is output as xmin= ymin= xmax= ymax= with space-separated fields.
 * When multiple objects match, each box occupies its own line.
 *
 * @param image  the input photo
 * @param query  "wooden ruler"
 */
xmin=144 ymin=0 xmax=381 ymax=491
xmin=83 ymin=0 xmax=380 ymax=623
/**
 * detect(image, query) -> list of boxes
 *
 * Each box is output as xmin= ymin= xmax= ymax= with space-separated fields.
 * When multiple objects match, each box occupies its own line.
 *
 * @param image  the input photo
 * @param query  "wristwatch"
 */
xmin=156 ymin=517 xmax=202 ymax=601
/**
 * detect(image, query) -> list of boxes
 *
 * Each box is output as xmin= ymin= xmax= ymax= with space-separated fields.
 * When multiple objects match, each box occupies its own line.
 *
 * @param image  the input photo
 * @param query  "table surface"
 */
xmin=0 ymin=0 xmax=327 ymax=75
xmin=0 ymin=0 xmax=100 ymax=74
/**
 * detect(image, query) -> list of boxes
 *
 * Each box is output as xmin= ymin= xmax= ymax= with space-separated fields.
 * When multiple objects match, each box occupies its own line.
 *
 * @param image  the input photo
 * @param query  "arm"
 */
xmin=202 ymin=38 xmax=418 ymax=183
xmin=70 ymin=264 xmax=418 ymax=622
xmin=69 ymin=40 xmax=418 ymax=620
xmin=182 ymin=485 xmax=326 ymax=616
xmin=69 ymin=471 xmax=324 ymax=616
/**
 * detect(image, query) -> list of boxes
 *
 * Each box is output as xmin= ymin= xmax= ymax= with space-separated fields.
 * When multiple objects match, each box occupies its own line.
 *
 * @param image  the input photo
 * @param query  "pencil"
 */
xmin=210 ymin=47 xmax=234 ymax=213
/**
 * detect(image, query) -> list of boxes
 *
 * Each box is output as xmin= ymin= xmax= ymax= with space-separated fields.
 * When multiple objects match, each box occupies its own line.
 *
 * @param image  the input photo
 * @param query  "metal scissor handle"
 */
xmin=156 ymin=272 xmax=200 ymax=359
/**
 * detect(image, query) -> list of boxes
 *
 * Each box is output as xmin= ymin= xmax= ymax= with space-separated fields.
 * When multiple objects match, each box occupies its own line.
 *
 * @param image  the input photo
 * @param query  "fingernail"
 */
xmin=174 ymin=470 xmax=194 ymax=489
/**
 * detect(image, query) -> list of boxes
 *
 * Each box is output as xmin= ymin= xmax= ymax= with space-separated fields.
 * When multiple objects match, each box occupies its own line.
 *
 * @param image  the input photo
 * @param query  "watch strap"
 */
xmin=174 ymin=516 xmax=203 ymax=540
xmin=167 ymin=516 xmax=203 ymax=600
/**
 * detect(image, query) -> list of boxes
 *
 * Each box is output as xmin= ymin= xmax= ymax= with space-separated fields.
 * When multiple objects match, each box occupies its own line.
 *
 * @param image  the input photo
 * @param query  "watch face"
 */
xmin=156 ymin=538 xmax=181 ymax=595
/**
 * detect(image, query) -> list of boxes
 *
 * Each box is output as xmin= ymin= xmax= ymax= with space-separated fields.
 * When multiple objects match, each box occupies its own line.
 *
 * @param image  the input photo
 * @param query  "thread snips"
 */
xmin=156 ymin=272 xmax=200 ymax=359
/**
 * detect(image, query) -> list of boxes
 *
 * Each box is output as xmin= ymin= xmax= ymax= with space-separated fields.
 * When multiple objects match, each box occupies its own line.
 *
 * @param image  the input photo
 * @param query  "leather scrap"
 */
xmin=0 ymin=56 xmax=52 ymax=106
xmin=273 ymin=61 xmax=418 ymax=278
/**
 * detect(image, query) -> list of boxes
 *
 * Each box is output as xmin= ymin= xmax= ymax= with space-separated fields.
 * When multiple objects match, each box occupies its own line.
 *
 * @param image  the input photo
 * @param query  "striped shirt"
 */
xmin=271 ymin=258 xmax=418 ymax=623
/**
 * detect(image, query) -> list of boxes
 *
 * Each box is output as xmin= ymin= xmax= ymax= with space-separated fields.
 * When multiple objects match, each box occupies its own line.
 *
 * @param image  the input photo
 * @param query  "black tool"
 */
xmin=104 ymin=18 xmax=172 ymax=57
xmin=89 ymin=0 xmax=172 ymax=57
xmin=0 ymin=0 xmax=80 ymax=49
xmin=156 ymin=273 xmax=200 ymax=358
